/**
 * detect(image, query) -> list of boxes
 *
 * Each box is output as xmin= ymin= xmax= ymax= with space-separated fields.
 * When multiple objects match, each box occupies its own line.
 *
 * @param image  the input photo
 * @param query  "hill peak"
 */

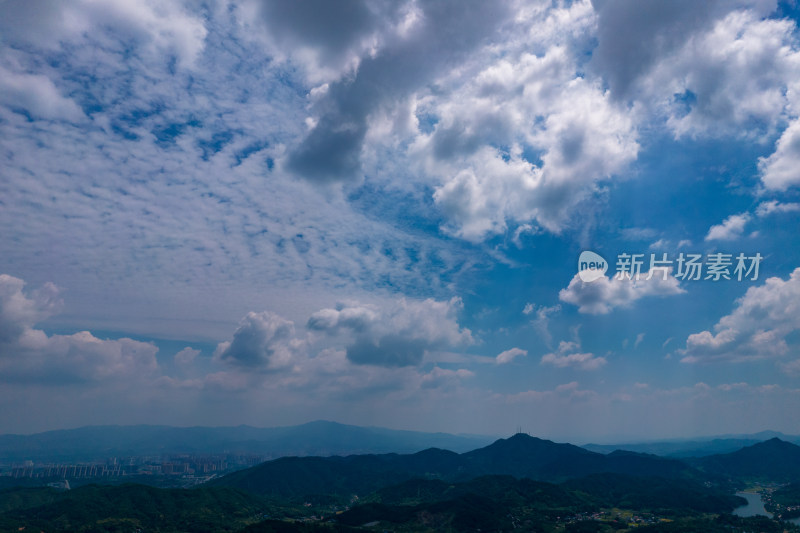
xmin=752 ymin=437 xmax=796 ymax=450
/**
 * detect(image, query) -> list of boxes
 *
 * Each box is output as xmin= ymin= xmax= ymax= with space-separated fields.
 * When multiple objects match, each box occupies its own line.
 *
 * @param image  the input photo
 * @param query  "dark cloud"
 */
xmin=286 ymin=0 xmax=514 ymax=182
xmin=590 ymin=0 xmax=773 ymax=98
xmin=254 ymin=0 xmax=387 ymax=65
xmin=346 ymin=334 xmax=427 ymax=367
xmin=307 ymin=298 xmax=472 ymax=367
xmin=214 ymin=311 xmax=295 ymax=368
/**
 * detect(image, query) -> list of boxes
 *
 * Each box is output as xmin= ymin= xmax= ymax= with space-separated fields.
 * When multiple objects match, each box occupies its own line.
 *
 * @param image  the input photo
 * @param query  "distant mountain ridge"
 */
xmin=582 ymin=431 xmax=800 ymax=457
xmin=0 ymin=420 xmax=495 ymax=462
xmin=692 ymin=437 xmax=800 ymax=481
xmin=209 ymin=433 xmax=706 ymax=498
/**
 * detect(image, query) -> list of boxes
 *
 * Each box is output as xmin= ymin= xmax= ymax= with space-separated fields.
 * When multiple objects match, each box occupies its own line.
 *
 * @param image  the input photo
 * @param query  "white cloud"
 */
xmin=174 ymin=347 xmax=199 ymax=367
xmin=594 ymin=3 xmax=800 ymax=137
xmin=496 ymin=347 xmax=526 ymax=365
xmin=619 ymin=227 xmax=658 ymax=241
xmin=277 ymin=0 xmax=515 ymax=183
xmin=781 ymin=358 xmax=800 ymax=376
xmin=522 ymin=303 xmax=561 ymax=346
xmin=634 ymin=333 xmax=645 ymax=348
xmin=705 ymin=213 xmax=751 ymax=241
xmin=420 ymin=366 xmax=474 ymax=389
xmin=234 ymin=0 xmax=410 ymax=84
xmin=660 ymin=10 xmax=799 ymax=138
xmin=172 ymin=298 xmax=479 ymax=399
xmin=307 ymin=297 xmax=473 ymax=367
xmin=592 ymin=1 xmax=800 ymax=194
xmin=213 ymin=311 xmax=301 ymax=370
xmin=541 ymin=340 xmax=606 ymax=371
xmin=559 ymin=268 xmax=685 ymax=315
xmin=591 ymin=0 xmax=776 ymax=99
xmin=0 ymin=0 xmax=208 ymax=67
xmin=756 ymin=200 xmax=800 ymax=216
xmin=422 ymin=42 xmax=639 ymax=239
xmin=0 ymin=274 xmax=158 ymax=383
xmin=0 ymin=14 xmax=479 ymax=341
xmin=759 ymin=120 xmax=800 ymax=190
xmin=680 ymin=267 xmax=800 ymax=363
xmin=0 ymin=66 xmax=84 ymax=121
xmin=505 ymin=380 xmax=597 ymax=403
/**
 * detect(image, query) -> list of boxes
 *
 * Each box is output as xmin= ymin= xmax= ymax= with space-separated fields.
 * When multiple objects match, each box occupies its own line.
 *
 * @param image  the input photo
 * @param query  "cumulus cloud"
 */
xmin=590 ymin=0 xmax=763 ymax=99
xmin=593 ymin=1 xmax=798 ymax=137
xmin=680 ymin=267 xmax=800 ymax=363
xmin=705 ymin=213 xmax=751 ymax=241
xmin=541 ymin=340 xmax=607 ymax=370
xmin=213 ymin=311 xmax=300 ymax=369
xmin=276 ymin=0 xmax=639 ymax=239
xmin=0 ymin=274 xmax=158 ymax=383
xmin=174 ymin=347 xmax=199 ymax=367
xmin=236 ymin=0 xmax=406 ymax=83
xmin=660 ymin=9 xmax=796 ymax=137
xmin=307 ymin=297 xmax=472 ymax=367
xmin=756 ymin=200 xmax=800 ymax=216
xmin=0 ymin=274 xmax=61 ymax=342
xmin=423 ymin=43 xmax=638 ymax=239
xmin=283 ymin=0 xmax=514 ymax=183
xmin=759 ymin=120 xmax=800 ymax=190
xmin=559 ymin=268 xmax=685 ymax=314
xmin=496 ymin=347 xmax=526 ymax=365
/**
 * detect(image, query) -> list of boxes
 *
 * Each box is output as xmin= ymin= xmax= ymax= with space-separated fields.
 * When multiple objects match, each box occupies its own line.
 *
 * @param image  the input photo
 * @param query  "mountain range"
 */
xmin=3 ymin=429 xmax=800 ymax=532
xmin=692 ymin=437 xmax=800 ymax=482
xmin=209 ymin=434 xmax=800 ymax=498
xmin=3 ymin=421 xmax=796 ymax=463
xmin=583 ymin=430 xmax=800 ymax=457
xmin=0 ymin=421 xmax=494 ymax=462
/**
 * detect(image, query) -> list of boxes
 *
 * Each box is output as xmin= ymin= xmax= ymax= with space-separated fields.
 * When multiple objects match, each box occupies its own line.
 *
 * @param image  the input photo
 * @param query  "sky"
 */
xmin=1 ymin=0 xmax=800 ymax=443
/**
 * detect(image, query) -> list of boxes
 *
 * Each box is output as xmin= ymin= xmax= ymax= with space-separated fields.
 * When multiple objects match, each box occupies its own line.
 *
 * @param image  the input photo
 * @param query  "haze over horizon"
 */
xmin=2 ymin=0 xmax=800 ymax=442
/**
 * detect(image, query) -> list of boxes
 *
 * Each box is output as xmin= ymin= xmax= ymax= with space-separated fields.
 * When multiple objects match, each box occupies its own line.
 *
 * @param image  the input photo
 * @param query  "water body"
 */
xmin=733 ymin=492 xmax=772 ymax=518
xmin=732 ymin=492 xmax=800 ymax=525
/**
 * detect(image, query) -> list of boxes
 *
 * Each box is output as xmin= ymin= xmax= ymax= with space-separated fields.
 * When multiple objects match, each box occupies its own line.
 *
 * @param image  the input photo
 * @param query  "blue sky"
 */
xmin=1 ymin=0 xmax=800 ymax=442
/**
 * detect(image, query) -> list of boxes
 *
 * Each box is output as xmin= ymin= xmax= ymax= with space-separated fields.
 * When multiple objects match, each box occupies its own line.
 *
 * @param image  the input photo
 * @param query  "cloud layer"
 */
xmin=681 ymin=268 xmax=800 ymax=363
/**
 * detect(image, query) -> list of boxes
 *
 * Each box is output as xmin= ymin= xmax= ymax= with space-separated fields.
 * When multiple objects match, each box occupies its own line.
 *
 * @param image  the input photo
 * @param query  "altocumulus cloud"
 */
xmin=0 ymin=0 xmax=207 ymax=66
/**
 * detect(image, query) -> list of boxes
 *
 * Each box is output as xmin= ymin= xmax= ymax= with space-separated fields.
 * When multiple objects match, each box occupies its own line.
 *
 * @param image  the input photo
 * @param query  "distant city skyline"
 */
xmin=1 ymin=0 xmax=800 ymax=441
